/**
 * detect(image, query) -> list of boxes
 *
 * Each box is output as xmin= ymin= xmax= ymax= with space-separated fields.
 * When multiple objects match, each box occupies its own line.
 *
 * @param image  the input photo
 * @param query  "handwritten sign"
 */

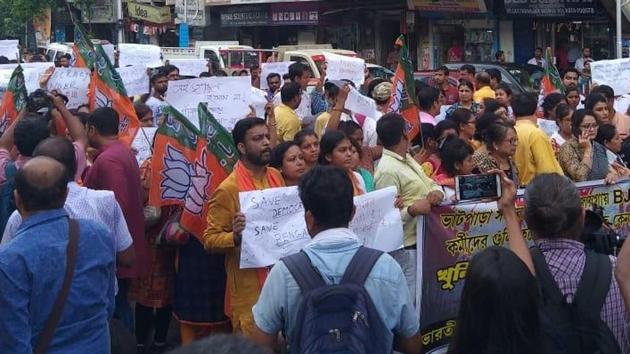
xmin=118 ymin=43 xmax=162 ymax=68
xmin=0 ymin=40 xmax=19 ymax=61
xmin=132 ymin=127 xmax=158 ymax=165
xmin=325 ymin=52 xmax=365 ymax=86
xmin=116 ymin=65 xmax=149 ymax=97
xmin=345 ymin=86 xmax=379 ymax=118
xmin=0 ymin=63 xmax=54 ymax=94
xmin=591 ymin=58 xmax=630 ymax=96
xmin=260 ymin=61 xmax=293 ymax=90
xmin=239 ymin=186 xmax=403 ymax=268
xmin=166 ymin=58 xmax=208 ymax=77
xmin=46 ymin=68 xmax=91 ymax=109
xmin=166 ymin=76 xmax=251 ymax=130
xmin=349 ymin=186 xmax=403 ymax=251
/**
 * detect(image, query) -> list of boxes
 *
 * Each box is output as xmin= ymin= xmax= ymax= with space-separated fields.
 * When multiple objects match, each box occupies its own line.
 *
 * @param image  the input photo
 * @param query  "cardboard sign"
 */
xmin=118 ymin=43 xmax=162 ymax=68
xmin=591 ymin=58 xmax=630 ymax=96
xmin=325 ymin=52 xmax=365 ymax=86
xmin=260 ymin=61 xmax=293 ymax=90
xmin=167 ymin=58 xmax=208 ymax=77
xmin=46 ymin=68 xmax=91 ymax=108
xmin=116 ymin=65 xmax=150 ymax=97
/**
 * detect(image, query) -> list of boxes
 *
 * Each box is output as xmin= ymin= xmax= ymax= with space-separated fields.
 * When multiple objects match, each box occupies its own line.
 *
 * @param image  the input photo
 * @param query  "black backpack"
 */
xmin=532 ymin=247 xmax=621 ymax=354
xmin=281 ymin=246 xmax=390 ymax=354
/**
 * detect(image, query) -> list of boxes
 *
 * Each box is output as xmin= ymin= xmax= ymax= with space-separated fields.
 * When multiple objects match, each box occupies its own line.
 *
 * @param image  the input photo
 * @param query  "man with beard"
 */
xmin=145 ymin=70 xmax=169 ymax=126
xmin=204 ymin=117 xmax=285 ymax=335
xmin=265 ymin=73 xmax=281 ymax=99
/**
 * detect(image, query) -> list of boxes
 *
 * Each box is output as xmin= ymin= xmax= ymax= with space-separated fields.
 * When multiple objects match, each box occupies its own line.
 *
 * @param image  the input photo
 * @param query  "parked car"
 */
xmin=442 ymin=63 xmax=529 ymax=94
xmin=367 ymin=63 xmax=394 ymax=80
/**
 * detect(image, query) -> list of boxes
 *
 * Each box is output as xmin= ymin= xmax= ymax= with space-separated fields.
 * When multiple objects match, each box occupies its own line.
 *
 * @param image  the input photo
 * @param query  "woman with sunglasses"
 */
xmin=558 ymin=109 xmax=616 ymax=182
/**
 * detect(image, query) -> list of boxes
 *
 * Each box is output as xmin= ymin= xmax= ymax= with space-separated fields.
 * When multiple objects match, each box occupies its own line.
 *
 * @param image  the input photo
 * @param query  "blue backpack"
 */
xmin=281 ymin=246 xmax=389 ymax=354
xmin=0 ymin=161 xmax=17 ymax=242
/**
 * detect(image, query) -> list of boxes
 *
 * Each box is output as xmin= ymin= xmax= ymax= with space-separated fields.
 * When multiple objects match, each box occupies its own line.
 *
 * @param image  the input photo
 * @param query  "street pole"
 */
xmin=116 ymin=0 xmax=123 ymax=44
xmin=617 ymin=0 xmax=623 ymax=58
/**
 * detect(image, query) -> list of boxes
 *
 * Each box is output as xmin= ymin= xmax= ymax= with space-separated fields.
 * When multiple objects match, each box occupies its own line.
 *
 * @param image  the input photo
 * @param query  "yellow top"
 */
xmin=473 ymin=85 xmax=496 ymax=103
xmin=514 ymin=119 xmax=564 ymax=185
xmin=374 ymin=149 xmax=443 ymax=246
xmin=314 ymin=112 xmax=331 ymax=138
xmin=274 ymin=104 xmax=301 ymax=142
xmin=203 ymin=167 xmax=284 ymax=334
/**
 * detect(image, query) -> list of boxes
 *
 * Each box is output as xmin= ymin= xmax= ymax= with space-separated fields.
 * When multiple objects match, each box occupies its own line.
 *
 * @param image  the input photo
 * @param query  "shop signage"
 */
xmin=175 ymin=0 xmax=211 ymax=27
xmin=220 ymin=5 xmax=269 ymax=27
xmin=414 ymin=0 xmax=486 ymax=13
xmin=128 ymin=3 xmax=172 ymax=24
xmin=81 ymin=0 xmax=116 ymax=23
xmin=270 ymin=2 xmax=318 ymax=25
xmin=504 ymin=0 xmax=597 ymax=17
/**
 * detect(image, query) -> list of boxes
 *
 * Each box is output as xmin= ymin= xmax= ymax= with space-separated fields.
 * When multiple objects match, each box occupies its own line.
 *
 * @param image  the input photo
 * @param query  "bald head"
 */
xmin=33 ymin=137 xmax=77 ymax=183
xmin=15 ymin=156 xmax=68 ymax=213
xmin=476 ymin=72 xmax=491 ymax=87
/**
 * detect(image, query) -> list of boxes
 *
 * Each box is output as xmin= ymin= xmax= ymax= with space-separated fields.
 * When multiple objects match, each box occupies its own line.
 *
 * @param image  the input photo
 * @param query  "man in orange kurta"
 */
xmin=204 ymin=118 xmax=284 ymax=335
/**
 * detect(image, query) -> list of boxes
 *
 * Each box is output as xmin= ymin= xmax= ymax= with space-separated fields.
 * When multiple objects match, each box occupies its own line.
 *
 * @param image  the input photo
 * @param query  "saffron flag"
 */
xmin=541 ymin=47 xmax=565 ymax=96
xmin=149 ymin=103 xmax=238 ymax=240
xmin=87 ymin=43 xmax=140 ymax=146
xmin=0 ymin=66 xmax=27 ymax=134
xmin=388 ymin=35 xmax=420 ymax=141
xmin=72 ymin=23 xmax=96 ymax=69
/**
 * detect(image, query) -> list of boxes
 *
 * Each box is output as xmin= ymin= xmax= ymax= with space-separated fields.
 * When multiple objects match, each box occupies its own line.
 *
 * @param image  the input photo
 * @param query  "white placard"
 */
xmin=102 ymin=43 xmax=116 ymax=64
xmin=166 ymin=76 xmax=251 ymax=130
xmin=345 ymin=87 xmax=379 ymax=118
xmin=251 ymin=87 xmax=268 ymax=118
xmin=46 ymin=68 xmax=91 ymax=109
xmin=132 ymin=127 xmax=158 ymax=165
xmin=239 ymin=186 xmax=403 ymax=268
xmin=118 ymin=43 xmax=162 ymax=68
xmin=348 ymin=186 xmax=403 ymax=251
xmin=325 ymin=52 xmax=365 ymax=86
xmin=116 ymin=65 xmax=150 ymax=97
xmin=166 ymin=58 xmax=208 ymax=77
xmin=0 ymin=40 xmax=19 ymax=61
xmin=0 ymin=63 xmax=54 ymax=94
xmin=260 ymin=61 xmax=293 ymax=90
xmin=591 ymin=58 xmax=630 ymax=96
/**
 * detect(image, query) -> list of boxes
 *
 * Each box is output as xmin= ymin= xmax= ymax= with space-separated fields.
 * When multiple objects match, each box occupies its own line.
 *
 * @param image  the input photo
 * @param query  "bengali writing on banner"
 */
xmin=238 ymin=186 xmax=403 ymax=269
xmin=416 ymin=179 xmax=630 ymax=353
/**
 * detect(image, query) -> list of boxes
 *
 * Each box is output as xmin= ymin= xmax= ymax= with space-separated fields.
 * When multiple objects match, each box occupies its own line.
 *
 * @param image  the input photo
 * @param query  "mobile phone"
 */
xmin=455 ymin=173 xmax=502 ymax=202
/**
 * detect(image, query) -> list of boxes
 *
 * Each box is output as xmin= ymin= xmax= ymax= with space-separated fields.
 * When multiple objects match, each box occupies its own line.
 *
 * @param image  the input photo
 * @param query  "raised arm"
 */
xmin=50 ymin=93 xmax=88 ymax=147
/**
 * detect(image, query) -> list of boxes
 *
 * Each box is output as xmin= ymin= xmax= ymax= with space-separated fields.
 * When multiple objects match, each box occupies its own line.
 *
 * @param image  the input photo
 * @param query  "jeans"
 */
xmin=114 ymin=278 xmax=134 ymax=332
xmin=389 ymin=248 xmax=417 ymax=307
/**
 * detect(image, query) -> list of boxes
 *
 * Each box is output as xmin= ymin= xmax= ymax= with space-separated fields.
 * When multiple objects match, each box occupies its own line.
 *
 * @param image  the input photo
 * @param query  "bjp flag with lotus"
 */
xmin=388 ymin=35 xmax=420 ymax=141
xmin=0 ymin=66 xmax=27 ymax=134
xmin=149 ymin=103 xmax=238 ymax=240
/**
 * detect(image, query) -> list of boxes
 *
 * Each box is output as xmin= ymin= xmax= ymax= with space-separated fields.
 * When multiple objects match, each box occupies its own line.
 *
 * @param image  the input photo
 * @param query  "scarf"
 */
xmin=235 ymin=161 xmax=283 ymax=287
xmin=589 ymin=141 xmax=610 ymax=180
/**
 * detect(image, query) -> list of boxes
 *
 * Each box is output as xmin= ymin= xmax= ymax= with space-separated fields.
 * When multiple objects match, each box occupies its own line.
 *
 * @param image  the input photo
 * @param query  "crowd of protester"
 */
xmin=1 ymin=52 xmax=630 ymax=354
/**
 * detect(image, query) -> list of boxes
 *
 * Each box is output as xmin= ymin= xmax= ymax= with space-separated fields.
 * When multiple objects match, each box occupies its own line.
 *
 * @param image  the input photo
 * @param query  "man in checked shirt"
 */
xmin=525 ymin=174 xmax=629 ymax=351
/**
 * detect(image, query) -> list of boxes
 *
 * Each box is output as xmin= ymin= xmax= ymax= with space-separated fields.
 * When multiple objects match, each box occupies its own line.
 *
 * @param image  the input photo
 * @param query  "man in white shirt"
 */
xmin=575 ymin=47 xmax=592 ymax=73
xmin=145 ymin=70 xmax=169 ymax=126
xmin=527 ymin=47 xmax=547 ymax=67
xmin=1 ymin=137 xmax=135 ymax=267
xmin=273 ymin=62 xmax=314 ymax=127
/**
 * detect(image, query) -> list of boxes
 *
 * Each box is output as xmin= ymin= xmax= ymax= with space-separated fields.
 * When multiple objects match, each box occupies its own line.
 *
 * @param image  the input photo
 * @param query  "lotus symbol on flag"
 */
xmin=161 ymin=144 xmax=211 ymax=216
xmin=95 ymin=89 xmax=112 ymax=108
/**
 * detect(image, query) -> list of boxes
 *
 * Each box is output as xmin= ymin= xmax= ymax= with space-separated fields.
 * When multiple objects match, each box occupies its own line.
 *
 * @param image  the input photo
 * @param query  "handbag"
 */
xmin=34 ymin=219 xmax=79 ymax=354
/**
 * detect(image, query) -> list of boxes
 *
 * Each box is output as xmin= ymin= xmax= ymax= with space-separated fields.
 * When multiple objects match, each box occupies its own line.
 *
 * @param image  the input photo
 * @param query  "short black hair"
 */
xmin=199 ymin=72 xmax=211 ymax=78
xmin=437 ymin=65 xmax=450 ymax=75
xmin=338 ymin=120 xmax=362 ymax=138
xmin=215 ymin=70 xmax=229 ymax=77
xmin=595 ymin=124 xmax=617 ymax=146
xmin=585 ymin=93 xmax=608 ymax=111
xmin=150 ymin=70 xmax=167 ymax=84
xmin=555 ymin=103 xmax=573 ymax=124
xmin=486 ymin=68 xmax=501 ymax=83
xmin=299 ymin=165 xmax=354 ymax=230
xmin=376 ymin=113 xmax=406 ymax=149
xmin=15 ymin=157 xmax=67 ymax=212
xmin=324 ymin=81 xmax=340 ymax=99
xmin=511 ymin=93 xmax=538 ymax=118
xmin=541 ymin=93 xmax=565 ymax=117
xmin=163 ymin=64 xmax=179 ymax=75
xmin=232 ymin=117 xmax=266 ymax=147
xmin=561 ymin=68 xmax=580 ymax=79
xmin=14 ymin=114 xmax=50 ymax=156
xmin=270 ymin=141 xmax=299 ymax=169
xmin=495 ymin=50 xmax=504 ymax=60
xmin=0 ymin=56 xmax=9 ymax=64
xmin=417 ymin=86 xmax=440 ymax=111
xmin=459 ymin=64 xmax=476 ymax=75
xmin=294 ymin=129 xmax=318 ymax=146
xmin=281 ymin=82 xmax=301 ymax=104
xmin=439 ymin=136 xmax=473 ymax=177
xmin=447 ymin=108 xmax=474 ymax=132
xmin=591 ymin=85 xmax=615 ymax=100
xmin=288 ymin=62 xmax=308 ymax=81
xmin=474 ymin=112 xmax=500 ymax=141
xmin=571 ymin=109 xmax=596 ymax=138
xmin=166 ymin=334 xmax=271 ymax=354
xmin=496 ymin=83 xmax=512 ymax=97
xmin=482 ymin=99 xmax=502 ymax=116
xmin=434 ymin=119 xmax=458 ymax=140
xmin=484 ymin=122 xmax=516 ymax=148
xmin=87 ymin=107 xmax=119 ymax=136
xmin=266 ymin=73 xmax=281 ymax=82
xmin=33 ymin=137 xmax=77 ymax=183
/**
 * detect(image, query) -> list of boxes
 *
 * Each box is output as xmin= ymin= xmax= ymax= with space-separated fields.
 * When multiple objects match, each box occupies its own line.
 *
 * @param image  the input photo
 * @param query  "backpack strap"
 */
xmin=282 ymin=251 xmax=326 ymax=293
xmin=573 ymin=251 xmax=612 ymax=316
xmin=531 ymin=246 xmax=566 ymax=304
xmin=341 ymin=246 xmax=383 ymax=286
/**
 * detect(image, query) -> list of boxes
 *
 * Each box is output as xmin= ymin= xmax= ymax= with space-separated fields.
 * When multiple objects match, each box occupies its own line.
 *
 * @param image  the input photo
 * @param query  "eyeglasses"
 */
xmin=580 ymin=123 xmax=599 ymax=130
xmin=504 ymin=138 xmax=518 ymax=146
